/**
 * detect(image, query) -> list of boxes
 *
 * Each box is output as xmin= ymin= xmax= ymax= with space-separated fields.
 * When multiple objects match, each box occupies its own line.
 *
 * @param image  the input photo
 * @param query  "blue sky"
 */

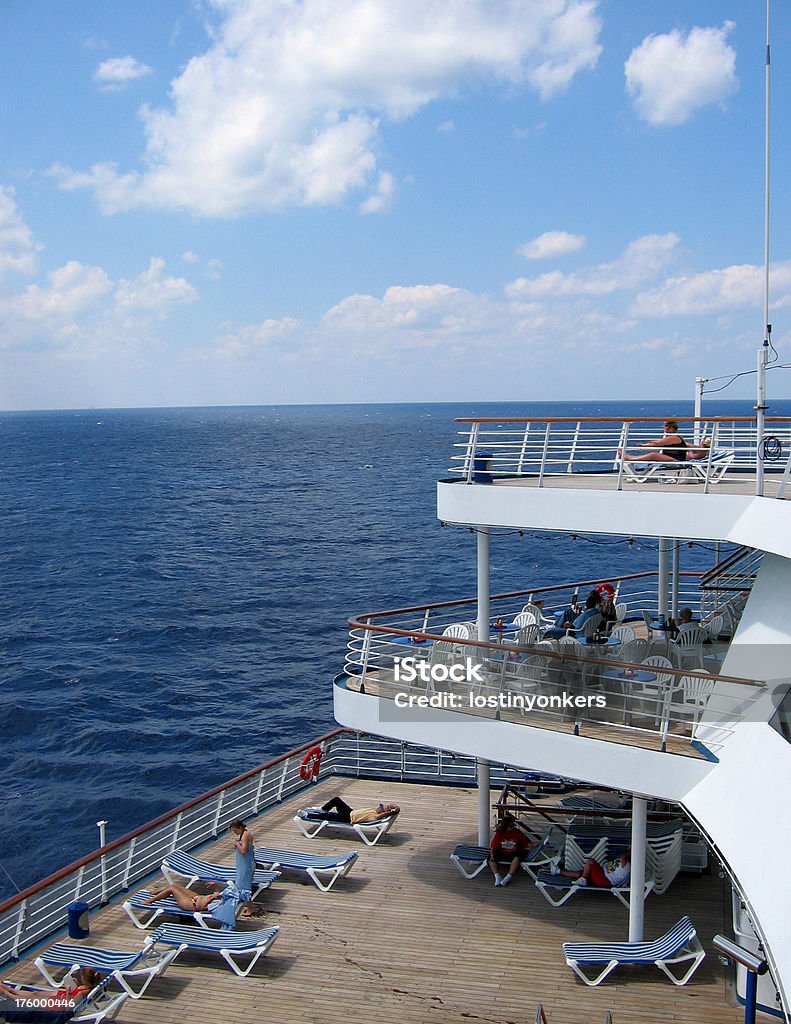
xmin=1 ymin=0 xmax=790 ymax=410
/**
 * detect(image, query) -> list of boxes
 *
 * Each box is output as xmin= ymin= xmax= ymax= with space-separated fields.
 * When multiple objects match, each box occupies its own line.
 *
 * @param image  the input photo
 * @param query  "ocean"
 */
xmin=0 ymin=398 xmax=781 ymax=899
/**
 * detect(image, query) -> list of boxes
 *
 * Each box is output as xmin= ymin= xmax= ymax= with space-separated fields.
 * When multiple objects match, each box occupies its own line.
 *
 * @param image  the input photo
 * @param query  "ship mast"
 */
xmin=756 ymin=0 xmax=771 ymax=497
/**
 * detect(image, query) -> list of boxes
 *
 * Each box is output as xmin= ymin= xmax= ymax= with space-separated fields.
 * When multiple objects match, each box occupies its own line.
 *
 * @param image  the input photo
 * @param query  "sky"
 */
xmin=1 ymin=0 xmax=790 ymax=411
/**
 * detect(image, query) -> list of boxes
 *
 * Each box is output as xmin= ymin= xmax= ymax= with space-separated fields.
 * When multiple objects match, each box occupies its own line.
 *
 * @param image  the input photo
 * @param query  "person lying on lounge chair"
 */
xmin=618 ymin=420 xmax=686 ymax=464
xmin=1 ymin=966 xmax=102 ymax=1006
xmin=558 ymin=850 xmax=630 ymax=888
xmin=141 ymin=881 xmax=226 ymax=912
xmin=304 ymin=796 xmax=400 ymax=824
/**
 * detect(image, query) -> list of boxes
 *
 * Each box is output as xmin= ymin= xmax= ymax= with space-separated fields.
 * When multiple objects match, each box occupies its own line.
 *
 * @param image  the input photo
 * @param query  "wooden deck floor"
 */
xmin=6 ymin=780 xmax=741 ymax=1024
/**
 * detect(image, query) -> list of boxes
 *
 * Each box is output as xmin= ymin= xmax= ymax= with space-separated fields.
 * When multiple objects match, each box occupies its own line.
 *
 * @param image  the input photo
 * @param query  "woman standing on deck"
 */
xmin=230 ymin=819 xmax=256 ymax=903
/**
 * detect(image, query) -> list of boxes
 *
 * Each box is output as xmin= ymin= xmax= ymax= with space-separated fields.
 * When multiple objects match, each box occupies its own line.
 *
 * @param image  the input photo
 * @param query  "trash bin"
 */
xmin=472 ymin=450 xmax=493 ymax=484
xmin=67 ymin=900 xmax=90 ymax=939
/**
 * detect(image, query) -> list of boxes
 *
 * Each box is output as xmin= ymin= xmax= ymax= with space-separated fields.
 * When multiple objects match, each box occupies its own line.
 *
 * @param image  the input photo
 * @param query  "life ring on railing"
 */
xmin=300 ymin=746 xmax=322 ymax=782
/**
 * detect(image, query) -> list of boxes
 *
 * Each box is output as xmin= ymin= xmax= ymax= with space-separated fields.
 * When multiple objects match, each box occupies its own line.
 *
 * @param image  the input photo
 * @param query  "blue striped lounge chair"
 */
xmin=450 ymin=834 xmax=554 ymax=880
xmin=143 ymin=923 xmax=280 ymax=978
xmin=122 ymin=887 xmax=249 ymax=930
xmin=160 ymin=850 xmax=281 ymax=900
xmin=253 ymin=846 xmax=358 ymax=892
xmin=294 ymin=807 xmax=398 ymax=846
xmin=534 ymin=868 xmax=655 ymax=908
xmin=562 ymin=916 xmax=705 ymax=986
xmin=34 ymin=942 xmax=179 ymax=999
xmin=1 ymin=975 xmax=128 ymax=1023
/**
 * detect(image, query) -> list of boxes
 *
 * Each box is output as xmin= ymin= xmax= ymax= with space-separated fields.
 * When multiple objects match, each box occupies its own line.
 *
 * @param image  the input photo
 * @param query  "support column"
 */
xmin=658 ymin=538 xmax=671 ymax=621
xmin=629 ymin=796 xmax=648 ymax=942
xmin=671 ymin=541 xmax=680 ymax=621
xmin=476 ymin=526 xmax=492 ymax=846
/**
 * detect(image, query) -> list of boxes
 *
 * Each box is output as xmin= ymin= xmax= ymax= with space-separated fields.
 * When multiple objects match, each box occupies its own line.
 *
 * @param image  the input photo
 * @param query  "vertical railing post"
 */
xmin=255 ymin=765 xmax=269 ymax=810
xmin=359 ymin=626 xmax=374 ymax=692
xmin=10 ymin=900 xmax=28 ymax=959
xmin=212 ymin=791 xmax=226 ymax=836
xmin=170 ymin=813 xmax=182 ymax=854
xmin=517 ymin=422 xmax=531 ymax=475
xmin=465 ymin=423 xmax=480 ymax=483
xmin=616 ymin=422 xmax=630 ymax=489
xmin=567 ymin=421 xmax=581 ymax=473
xmin=538 ymin=423 xmax=551 ymax=488
xmin=96 ymin=820 xmax=108 ymax=903
xmin=122 ymin=838 xmax=137 ymax=889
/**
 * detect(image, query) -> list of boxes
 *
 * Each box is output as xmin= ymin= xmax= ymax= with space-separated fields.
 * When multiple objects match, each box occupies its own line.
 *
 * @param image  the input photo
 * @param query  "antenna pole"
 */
xmin=756 ymin=0 xmax=771 ymax=496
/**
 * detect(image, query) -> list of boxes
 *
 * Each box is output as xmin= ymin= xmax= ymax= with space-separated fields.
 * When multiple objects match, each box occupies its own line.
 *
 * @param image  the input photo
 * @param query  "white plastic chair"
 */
xmin=610 ymin=624 xmax=635 ymax=645
xmin=639 ymin=655 xmax=675 ymax=726
xmin=703 ymin=614 xmax=724 ymax=642
xmin=678 ymin=672 xmax=714 ymax=728
xmin=674 ymin=626 xmax=706 ymax=670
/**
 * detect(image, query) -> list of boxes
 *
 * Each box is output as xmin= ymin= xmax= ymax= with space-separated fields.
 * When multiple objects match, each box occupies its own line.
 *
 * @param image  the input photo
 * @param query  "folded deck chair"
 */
xmin=143 ymin=923 xmax=280 ymax=978
xmin=161 ymin=850 xmax=280 ymax=899
xmin=35 ymin=942 xmax=178 ymax=999
xmin=294 ymin=807 xmax=398 ymax=846
xmin=253 ymin=846 xmax=358 ymax=892
xmin=534 ymin=868 xmax=655 ymax=908
xmin=562 ymin=915 xmax=705 ymax=987
xmin=122 ymin=888 xmax=243 ymax=930
xmin=450 ymin=834 xmax=554 ymax=880
xmin=1 ymin=976 xmax=128 ymax=1024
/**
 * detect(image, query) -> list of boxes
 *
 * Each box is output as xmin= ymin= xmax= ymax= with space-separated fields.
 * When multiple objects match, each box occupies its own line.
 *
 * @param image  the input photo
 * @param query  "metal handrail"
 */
xmin=447 ymin=416 xmax=791 ymax=491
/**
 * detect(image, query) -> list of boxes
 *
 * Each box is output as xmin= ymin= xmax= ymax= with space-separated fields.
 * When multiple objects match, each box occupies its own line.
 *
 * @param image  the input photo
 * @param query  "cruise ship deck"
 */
xmin=6 ymin=778 xmax=743 ymax=1024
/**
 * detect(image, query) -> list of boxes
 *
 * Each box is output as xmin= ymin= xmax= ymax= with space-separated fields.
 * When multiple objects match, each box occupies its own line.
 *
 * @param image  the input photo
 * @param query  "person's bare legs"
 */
xmin=142 ymin=883 xmax=196 ymax=909
xmin=617 ymin=450 xmax=676 ymax=463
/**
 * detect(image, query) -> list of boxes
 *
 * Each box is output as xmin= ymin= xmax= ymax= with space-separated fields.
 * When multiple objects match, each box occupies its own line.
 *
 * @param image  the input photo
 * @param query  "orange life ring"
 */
xmin=300 ymin=746 xmax=322 ymax=782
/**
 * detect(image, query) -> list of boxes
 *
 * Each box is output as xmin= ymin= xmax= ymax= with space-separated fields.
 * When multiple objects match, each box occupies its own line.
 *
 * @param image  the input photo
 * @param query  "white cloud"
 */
xmin=633 ymin=259 xmax=791 ymax=317
xmin=518 ymin=230 xmax=586 ymax=260
xmin=93 ymin=55 xmax=152 ymax=91
xmin=114 ymin=258 xmax=197 ymax=311
xmin=0 ymin=187 xmax=40 ymax=278
xmin=359 ymin=172 xmax=396 ymax=214
xmin=54 ymin=0 xmax=602 ymax=217
xmin=438 ymin=120 xmax=455 ymax=133
xmin=12 ymin=262 xmax=113 ymax=321
xmin=506 ymin=233 xmax=679 ymax=298
xmin=182 ymin=250 xmax=200 ymax=264
xmin=625 ymin=22 xmax=737 ymax=127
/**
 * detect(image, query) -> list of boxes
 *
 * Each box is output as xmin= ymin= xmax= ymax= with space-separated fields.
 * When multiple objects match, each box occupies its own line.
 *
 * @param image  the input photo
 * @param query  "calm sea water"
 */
xmin=0 ymin=399 xmax=782 ymax=898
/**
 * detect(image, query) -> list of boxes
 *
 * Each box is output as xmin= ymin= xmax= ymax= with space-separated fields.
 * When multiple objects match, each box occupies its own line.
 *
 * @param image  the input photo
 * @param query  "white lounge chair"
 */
xmin=253 ymin=846 xmax=358 ymax=892
xmin=533 ymin=867 xmax=654 ymax=908
xmin=295 ymin=807 xmax=398 ymax=846
xmin=35 ymin=942 xmax=178 ymax=999
xmin=1 ymin=977 xmax=128 ymax=1023
xmin=143 ymin=923 xmax=280 ymax=978
xmin=562 ymin=915 xmax=705 ymax=987
xmin=450 ymin=834 xmax=554 ymax=880
xmin=122 ymin=888 xmax=243 ymax=930
xmin=621 ymin=449 xmax=734 ymax=485
xmin=160 ymin=850 xmax=280 ymax=899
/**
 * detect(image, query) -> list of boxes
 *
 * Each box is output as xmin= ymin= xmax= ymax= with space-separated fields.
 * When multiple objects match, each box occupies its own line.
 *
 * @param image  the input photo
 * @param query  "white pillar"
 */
xmin=629 ymin=797 xmax=648 ymax=941
xmin=476 ymin=526 xmax=491 ymax=846
xmin=477 ymin=761 xmax=491 ymax=847
xmin=658 ymin=538 xmax=671 ymax=621
xmin=671 ymin=541 xmax=680 ymax=621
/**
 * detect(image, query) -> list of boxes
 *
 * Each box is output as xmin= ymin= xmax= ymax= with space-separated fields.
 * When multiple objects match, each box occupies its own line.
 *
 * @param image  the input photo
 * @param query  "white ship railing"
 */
xmin=448 ymin=416 xmax=791 ymax=494
xmin=0 ymin=730 xmax=531 ymax=966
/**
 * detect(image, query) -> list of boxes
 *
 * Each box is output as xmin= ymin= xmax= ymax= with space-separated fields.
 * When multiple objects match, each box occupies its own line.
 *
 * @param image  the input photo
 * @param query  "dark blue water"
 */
xmin=0 ymin=399 xmax=782 ymax=898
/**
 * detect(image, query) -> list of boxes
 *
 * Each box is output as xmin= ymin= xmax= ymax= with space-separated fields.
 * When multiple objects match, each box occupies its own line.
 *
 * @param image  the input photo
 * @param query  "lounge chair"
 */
xmin=34 ymin=942 xmax=178 ymax=998
xmin=253 ymin=846 xmax=358 ymax=892
xmin=450 ymin=834 xmax=554 ymax=880
xmin=562 ymin=915 xmax=705 ymax=986
xmin=143 ymin=923 xmax=280 ymax=978
xmin=1 ymin=977 xmax=128 ymax=1023
xmin=620 ymin=449 xmax=734 ymax=485
xmin=294 ymin=807 xmax=398 ymax=846
xmin=160 ymin=850 xmax=280 ymax=899
xmin=533 ymin=867 xmax=655 ymax=908
xmin=122 ymin=888 xmax=243 ymax=930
